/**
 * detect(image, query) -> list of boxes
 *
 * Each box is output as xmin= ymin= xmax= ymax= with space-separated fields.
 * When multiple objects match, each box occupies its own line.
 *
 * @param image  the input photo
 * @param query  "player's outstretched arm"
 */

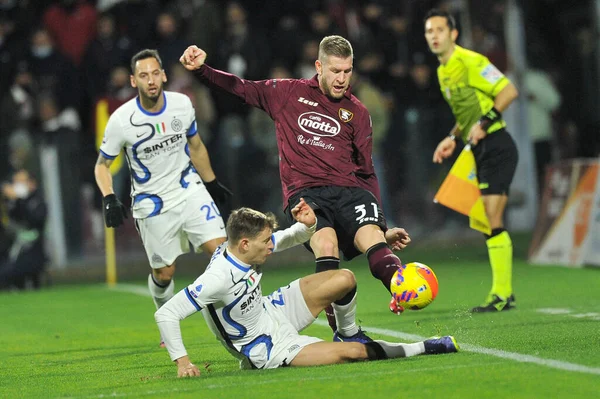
xmin=180 ymin=44 xmax=290 ymax=116
xmin=272 ymin=198 xmax=317 ymax=253
xmin=155 ymin=289 xmax=203 ymax=376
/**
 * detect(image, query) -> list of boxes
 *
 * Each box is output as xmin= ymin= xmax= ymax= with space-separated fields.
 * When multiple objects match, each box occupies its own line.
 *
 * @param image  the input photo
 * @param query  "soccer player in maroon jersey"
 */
xmin=179 ymin=36 xmax=410 ymax=342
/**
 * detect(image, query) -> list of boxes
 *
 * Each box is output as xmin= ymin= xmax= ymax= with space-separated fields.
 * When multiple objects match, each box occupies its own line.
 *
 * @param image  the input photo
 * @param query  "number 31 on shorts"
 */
xmin=354 ymin=202 xmax=379 ymax=223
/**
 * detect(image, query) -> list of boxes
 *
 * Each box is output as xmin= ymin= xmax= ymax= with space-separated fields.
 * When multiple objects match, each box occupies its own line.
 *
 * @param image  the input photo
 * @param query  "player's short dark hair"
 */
xmin=226 ymin=208 xmax=278 ymax=245
xmin=130 ymin=49 xmax=163 ymax=74
xmin=318 ymin=35 xmax=353 ymax=61
xmin=424 ymin=9 xmax=456 ymax=31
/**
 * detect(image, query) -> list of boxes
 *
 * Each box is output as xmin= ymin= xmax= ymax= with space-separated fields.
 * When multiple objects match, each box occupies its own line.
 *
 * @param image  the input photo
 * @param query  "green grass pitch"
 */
xmin=1 ymin=236 xmax=599 ymax=398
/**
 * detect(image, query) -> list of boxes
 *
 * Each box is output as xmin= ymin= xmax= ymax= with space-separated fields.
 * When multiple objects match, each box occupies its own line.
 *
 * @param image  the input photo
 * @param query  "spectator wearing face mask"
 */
xmin=0 ymin=169 xmax=47 ymax=291
xmin=26 ymin=28 xmax=80 ymax=111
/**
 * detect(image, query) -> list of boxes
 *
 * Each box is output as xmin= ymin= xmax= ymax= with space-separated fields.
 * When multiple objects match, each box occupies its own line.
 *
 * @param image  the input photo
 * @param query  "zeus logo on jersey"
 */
xmin=297 ymin=112 xmax=340 ymax=137
xmin=297 ymin=97 xmax=318 ymax=107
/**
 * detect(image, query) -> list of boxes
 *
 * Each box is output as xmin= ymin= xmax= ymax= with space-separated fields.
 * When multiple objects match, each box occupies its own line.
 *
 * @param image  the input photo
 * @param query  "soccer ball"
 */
xmin=390 ymin=262 xmax=439 ymax=310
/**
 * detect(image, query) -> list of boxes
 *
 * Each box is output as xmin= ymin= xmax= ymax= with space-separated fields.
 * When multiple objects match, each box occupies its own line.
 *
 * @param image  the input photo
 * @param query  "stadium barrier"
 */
xmin=529 ymin=159 xmax=600 ymax=267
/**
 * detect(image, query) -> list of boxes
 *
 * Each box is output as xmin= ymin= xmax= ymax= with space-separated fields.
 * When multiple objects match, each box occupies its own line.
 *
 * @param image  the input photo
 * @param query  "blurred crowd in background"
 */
xmin=0 ymin=0 xmax=598 ymax=272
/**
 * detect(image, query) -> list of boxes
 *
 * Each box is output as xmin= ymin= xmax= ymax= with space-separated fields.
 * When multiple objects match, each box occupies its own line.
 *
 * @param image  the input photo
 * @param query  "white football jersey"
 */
xmin=155 ymin=222 xmax=316 ymax=368
xmin=100 ymin=91 xmax=201 ymax=219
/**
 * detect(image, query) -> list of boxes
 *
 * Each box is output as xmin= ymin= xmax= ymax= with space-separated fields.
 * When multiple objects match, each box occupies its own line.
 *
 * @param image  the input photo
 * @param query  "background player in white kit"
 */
xmin=94 ymin=49 xmax=232 ymax=341
xmin=156 ymin=201 xmax=459 ymax=377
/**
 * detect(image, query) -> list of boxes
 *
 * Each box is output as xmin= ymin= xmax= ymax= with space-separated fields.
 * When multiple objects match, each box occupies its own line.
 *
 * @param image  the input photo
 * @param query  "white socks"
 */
xmin=374 ymin=340 xmax=425 ymax=358
xmin=148 ymin=274 xmax=174 ymax=309
xmin=332 ymin=292 xmax=359 ymax=337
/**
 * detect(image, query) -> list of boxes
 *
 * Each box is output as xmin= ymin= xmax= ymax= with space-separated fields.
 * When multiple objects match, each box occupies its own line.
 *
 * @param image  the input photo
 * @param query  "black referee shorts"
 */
xmin=472 ymin=129 xmax=519 ymax=196
xmin=287 ymin=186 xmax=386 ymax=260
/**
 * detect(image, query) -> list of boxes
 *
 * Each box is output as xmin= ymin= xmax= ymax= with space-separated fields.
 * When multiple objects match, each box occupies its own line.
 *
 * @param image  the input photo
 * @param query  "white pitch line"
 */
xmin=312 ymin=321 xmax=600 ymax=376
xmin=110 ymin=284 xmax=600 ymax=376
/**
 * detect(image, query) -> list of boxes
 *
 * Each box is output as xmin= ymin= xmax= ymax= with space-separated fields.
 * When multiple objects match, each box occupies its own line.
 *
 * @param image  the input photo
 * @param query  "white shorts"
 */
xmin=135 ymin=187 xmax=226 ymax=268
xmin=260 ymin=279 xmax=322 ymax=369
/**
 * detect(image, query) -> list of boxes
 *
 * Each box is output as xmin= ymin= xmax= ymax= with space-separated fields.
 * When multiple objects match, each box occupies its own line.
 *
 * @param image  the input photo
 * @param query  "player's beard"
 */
xmin=143 ymin=84 xmax=163 ymax=103
xmin=320 ymin=76 xmax=345 ymax=100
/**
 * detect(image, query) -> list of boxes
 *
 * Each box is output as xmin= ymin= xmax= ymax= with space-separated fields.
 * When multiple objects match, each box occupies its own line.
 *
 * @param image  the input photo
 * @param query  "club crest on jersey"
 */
xmin=338 ymin=108 xmax=353 ymax=122
xmin=171 ymin=118 xmax=183 ymax=132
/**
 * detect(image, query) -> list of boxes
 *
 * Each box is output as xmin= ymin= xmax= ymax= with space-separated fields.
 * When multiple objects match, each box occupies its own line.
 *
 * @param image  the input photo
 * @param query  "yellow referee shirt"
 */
xmin=437 ymin=45 xmax=510 ymax=141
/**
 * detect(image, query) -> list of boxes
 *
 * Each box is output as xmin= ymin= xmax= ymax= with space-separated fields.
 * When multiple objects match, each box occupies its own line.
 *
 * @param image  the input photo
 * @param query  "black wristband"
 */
xmin=204 ymin=179 xmax=218 ymax=190
xmin=478 ymin=107 xmax=502 ymax=132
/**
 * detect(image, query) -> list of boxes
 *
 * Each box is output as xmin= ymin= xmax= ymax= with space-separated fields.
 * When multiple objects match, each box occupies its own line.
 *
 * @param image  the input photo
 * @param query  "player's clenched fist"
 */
xmin=179 ymin=45 xmax=207 ymax=71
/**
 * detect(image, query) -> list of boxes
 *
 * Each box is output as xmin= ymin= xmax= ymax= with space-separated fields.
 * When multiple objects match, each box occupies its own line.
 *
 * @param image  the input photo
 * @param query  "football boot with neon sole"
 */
xmin=424 ymin=336 xmax=459 ymax=354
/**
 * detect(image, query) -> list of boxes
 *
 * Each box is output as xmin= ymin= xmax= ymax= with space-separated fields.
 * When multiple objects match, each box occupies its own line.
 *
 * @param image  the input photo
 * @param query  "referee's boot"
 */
xmin=471 ymin=294 xmax=515 ymax=313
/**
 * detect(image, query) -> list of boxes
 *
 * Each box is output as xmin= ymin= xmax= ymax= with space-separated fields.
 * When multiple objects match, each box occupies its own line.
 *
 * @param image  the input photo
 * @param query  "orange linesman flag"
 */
xmin=434 ymin=144 xmax=491 ymax=235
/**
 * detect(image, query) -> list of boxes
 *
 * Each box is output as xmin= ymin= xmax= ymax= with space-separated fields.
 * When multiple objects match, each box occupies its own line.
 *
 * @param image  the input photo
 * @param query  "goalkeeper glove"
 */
xmin=102 ymin=194 xmax=128 ymax=228
xmin=204 ymin=179 xmax=233 ymax=211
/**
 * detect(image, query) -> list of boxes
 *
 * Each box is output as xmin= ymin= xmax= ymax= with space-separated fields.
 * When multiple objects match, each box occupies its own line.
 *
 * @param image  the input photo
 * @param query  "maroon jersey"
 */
xmin=194 ymin=65 xmax=381 ymax=208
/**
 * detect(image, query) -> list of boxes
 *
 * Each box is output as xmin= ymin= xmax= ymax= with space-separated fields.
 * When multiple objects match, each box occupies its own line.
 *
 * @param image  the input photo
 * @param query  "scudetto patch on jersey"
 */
xmin=338 ymin=108 xmax=354 ymax=122
xmin=480 ymin=64 xmax=503 ymax=84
